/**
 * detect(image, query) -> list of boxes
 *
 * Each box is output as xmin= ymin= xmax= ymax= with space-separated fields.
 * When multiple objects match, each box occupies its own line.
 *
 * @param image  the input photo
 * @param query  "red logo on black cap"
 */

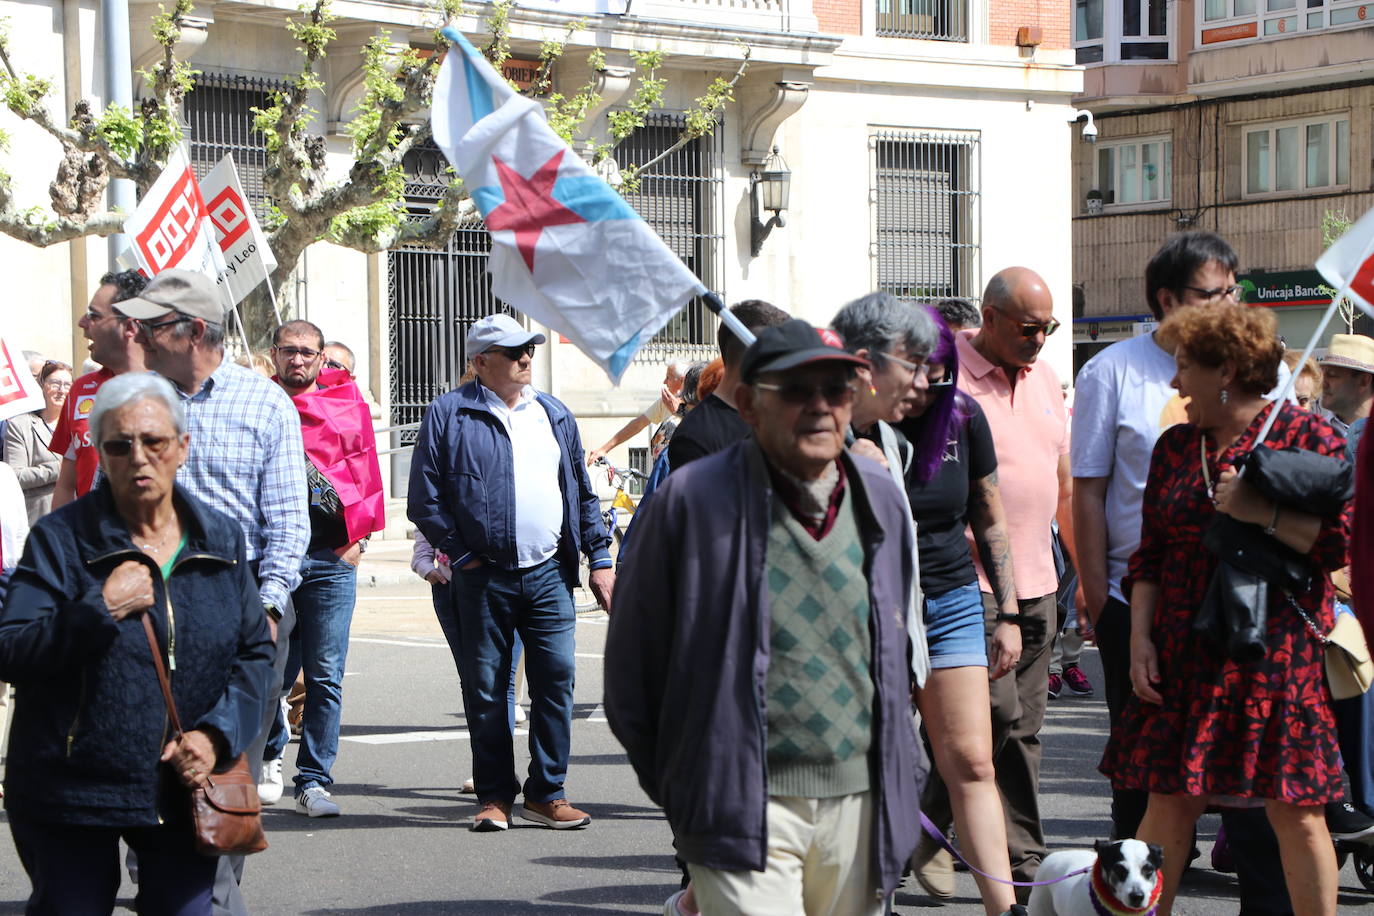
xmin=818 ymin=328 xmax=844 ymax=349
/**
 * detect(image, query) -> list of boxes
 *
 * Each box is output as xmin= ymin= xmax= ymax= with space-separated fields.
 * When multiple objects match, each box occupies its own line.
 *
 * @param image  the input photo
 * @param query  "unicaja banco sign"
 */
xmin=1239 ymin=271 xmax=1333 ymax=308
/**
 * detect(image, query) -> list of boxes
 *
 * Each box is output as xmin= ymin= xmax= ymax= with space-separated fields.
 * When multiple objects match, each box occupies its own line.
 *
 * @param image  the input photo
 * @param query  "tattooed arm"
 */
xmin=969 ymin=470 xmax=1021 ymax=677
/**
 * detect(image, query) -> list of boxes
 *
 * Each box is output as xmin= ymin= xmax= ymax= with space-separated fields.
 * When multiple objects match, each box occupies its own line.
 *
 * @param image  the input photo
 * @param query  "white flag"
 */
xmin=1316 ymin=206 xmax=1374 ymax=318
xmin=0 ymin=335 xmax=43 ymax=423
xmin=432 ymin=28 xmax=706 ymax=382
xmin=201 ymin=155 xmax=278 ymax=305
xmin=124 ymin=148 xmax=223 ymax=285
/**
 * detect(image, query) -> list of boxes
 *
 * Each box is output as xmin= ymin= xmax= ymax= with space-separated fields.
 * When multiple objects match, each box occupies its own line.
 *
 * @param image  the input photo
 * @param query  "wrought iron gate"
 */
xmin=388 ymin=141 xmax=516 ymax=440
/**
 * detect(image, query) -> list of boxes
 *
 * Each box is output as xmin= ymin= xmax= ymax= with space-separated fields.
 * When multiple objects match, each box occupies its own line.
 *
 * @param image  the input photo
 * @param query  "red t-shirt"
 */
xmin=49 ymin=367 xmax=114 ymax=497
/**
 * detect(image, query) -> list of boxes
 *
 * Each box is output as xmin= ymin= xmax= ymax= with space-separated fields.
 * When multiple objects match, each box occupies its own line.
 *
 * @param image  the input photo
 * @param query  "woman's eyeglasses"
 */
xmin=754 ymin=380 xmax=857 ymax=407
xmin=100 ymin=435 xmax=174 ymax=458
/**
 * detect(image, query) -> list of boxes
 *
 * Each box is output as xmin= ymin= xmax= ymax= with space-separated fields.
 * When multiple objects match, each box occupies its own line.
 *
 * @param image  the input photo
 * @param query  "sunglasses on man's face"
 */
xmin=100 ymin=435 xmax=175 ymax=458
xmin=136 ymin=314 xmax=192 ymax=336
xmin=754 ymin=380 xmax=857 ymax=407
xmin=490 ymin=343 xmax=536 ymax=361
xmin=1002 ymin=315 xmax=1060 ymax=338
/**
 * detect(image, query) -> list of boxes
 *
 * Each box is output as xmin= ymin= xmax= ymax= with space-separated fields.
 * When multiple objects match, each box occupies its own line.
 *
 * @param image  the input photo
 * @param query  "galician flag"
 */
xmin=431 ymin=28 xmax=706 ymax=382
xmin=1317 ymin=206 xmax=1374 ymax=317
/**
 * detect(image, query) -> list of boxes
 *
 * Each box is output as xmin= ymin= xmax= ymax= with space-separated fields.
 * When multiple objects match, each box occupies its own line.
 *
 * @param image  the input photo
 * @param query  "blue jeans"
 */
xmin=433 ymin=583 xmax=524 ymax=733
xmin=450 ymin=555 xmax=575 ymax=804
xmin=276 ymin=548 xmax=358 ymax=792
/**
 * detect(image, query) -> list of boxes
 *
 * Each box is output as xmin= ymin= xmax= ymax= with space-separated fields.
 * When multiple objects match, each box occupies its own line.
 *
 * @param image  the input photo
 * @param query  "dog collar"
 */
xmin=1088 ymin=861 xmax=1162 ymax=916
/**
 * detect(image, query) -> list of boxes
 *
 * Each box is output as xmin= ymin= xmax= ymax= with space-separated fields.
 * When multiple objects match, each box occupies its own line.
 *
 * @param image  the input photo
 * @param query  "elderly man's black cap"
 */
xmin=740 ymin=319 xmax=870 ymax=384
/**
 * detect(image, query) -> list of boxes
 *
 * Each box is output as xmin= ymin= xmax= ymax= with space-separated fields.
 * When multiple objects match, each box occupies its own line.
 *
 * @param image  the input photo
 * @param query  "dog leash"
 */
xmin=920 ymin=813 xmax=1091 ymax=888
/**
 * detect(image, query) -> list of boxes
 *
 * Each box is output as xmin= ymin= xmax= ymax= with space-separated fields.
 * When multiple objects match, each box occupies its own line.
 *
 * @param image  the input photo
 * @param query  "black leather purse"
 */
xmin=1195 ymin=443 xmax=1353 ymax=663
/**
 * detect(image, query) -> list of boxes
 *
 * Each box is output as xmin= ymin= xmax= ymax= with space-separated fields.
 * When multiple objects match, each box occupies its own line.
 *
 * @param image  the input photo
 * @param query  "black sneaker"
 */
xmin=1328 ymin=801 xmax=1374 ymax=841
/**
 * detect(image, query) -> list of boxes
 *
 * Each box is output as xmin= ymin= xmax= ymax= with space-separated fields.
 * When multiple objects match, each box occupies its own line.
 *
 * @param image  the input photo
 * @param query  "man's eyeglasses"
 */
xmin=1182 ymin=284 xmax=1244 ymax=303
xmin=100 ymin=435 xmax=175 ymax=458
xmin=755 ymin=380 xmax=857 ymax=407
xmin=927 ymin=375 xmax=955 ymax=389
xmin=1004 ymin=316 xmax=1061 ymax=338
xmin=325 ymin=359 xmax=347 ymax=371
xmin=489 ymin=343 xmax=536 ymax=361
xmin=84 ymin=307 xmax=121 ymax=323
xmin=136 ymin=314 xmax=192 ymax=335
xmin=274 ymin=345 xmax=322 ymax=361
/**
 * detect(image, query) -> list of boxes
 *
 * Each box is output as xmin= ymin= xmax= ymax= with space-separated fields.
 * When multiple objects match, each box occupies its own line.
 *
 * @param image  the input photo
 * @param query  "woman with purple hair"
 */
xmin=897 ymin=306 xmax=1022 ymax=915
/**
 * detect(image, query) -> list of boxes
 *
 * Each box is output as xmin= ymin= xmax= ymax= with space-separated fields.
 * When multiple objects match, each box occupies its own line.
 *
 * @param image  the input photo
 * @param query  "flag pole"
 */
xmin=1254 ymin=282 xmax=1352 ymax=447
xmin=703 ymin=291 xmax=757 ymax=349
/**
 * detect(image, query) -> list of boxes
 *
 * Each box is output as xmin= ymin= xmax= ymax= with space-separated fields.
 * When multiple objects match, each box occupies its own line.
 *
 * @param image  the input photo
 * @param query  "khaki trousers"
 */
xmin=689 ymin=791 xmax=882 ymax=916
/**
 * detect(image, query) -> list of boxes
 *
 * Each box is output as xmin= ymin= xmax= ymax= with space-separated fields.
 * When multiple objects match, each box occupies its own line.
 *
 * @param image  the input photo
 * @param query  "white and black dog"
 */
xmin=1027 ymin=839 xmax=1164 ymax=916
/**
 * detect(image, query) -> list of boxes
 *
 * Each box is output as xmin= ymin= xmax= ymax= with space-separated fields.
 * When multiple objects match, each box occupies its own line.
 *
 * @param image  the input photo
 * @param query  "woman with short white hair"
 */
xmin=0 ymin=371 xmax=275 ymax=914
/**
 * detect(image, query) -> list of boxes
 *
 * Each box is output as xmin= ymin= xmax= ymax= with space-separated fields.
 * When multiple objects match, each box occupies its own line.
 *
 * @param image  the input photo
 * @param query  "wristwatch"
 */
xmin=264 ymin=604 xmax=282 ymax=623
xmin=995 ymin=612 xmax=1025 ymax=625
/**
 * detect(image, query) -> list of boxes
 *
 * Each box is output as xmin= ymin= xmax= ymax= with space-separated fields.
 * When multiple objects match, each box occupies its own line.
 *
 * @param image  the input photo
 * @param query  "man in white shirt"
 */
xmin=408 ymin=314 xmax=614 ymax=833
xmin=1072 ymin=230 xmax=1243 ymax=840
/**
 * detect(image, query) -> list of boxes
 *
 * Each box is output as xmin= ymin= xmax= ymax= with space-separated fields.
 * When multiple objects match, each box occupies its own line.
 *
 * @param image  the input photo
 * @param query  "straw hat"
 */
xmin=1319 ymin=334 xmax=1374 ymax=375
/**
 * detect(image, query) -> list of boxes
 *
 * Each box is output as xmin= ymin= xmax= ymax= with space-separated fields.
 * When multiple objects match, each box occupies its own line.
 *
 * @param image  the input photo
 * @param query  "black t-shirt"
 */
xmin=667 ymin=394 xmax=750 ymax=470
xmin=899 ymin=398 xmax=998 ymax=596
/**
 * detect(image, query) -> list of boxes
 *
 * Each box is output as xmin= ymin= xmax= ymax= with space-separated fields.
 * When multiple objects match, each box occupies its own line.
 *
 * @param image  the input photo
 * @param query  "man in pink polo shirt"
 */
xmin=915 ymin=266 xmax=1076 ymax=898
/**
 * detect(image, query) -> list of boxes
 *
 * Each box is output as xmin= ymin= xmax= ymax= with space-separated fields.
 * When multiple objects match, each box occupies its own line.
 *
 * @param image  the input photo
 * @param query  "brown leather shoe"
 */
xmin=471 ymin=800 xmax=512 ymax=832
xmin=521 ymin=798 xmax=591 ymax=829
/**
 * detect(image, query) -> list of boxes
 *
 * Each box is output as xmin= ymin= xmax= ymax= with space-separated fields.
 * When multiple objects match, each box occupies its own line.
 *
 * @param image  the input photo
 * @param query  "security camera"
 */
xmin=1070 ymin=108 xmax=1098 ymax=143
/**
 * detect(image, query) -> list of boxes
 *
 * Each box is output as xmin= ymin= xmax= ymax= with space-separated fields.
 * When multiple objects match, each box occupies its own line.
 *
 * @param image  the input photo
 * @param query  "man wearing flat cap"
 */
xmin=606 ymin=319 xmax=927 ymax=914
xmin=407 ymin=313 xmax=613 ymax=833
xmin=1319 ymin=333 xmax=1374 ymax=456
xmin=116 ymin=268 xmax=309 ymax=915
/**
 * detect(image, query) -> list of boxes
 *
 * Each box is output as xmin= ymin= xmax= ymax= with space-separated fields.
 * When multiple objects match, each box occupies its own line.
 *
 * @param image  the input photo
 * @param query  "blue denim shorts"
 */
xmin=923 ymin=581 xmax=988 ymax=669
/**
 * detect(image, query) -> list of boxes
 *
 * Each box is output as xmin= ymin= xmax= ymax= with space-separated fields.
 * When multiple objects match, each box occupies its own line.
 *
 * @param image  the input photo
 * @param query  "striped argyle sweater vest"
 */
xmin=765 ymin=493 xmax=875 ymax=798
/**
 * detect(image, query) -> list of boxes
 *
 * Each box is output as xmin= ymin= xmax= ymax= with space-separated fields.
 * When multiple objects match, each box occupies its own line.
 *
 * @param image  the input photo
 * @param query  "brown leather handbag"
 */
xmin=142 ymin=613 xmax=269 ymax=856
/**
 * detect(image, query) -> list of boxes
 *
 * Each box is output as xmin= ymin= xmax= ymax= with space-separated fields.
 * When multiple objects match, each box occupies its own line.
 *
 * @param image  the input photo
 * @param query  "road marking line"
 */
xmin=356 ymin=595 xmax=434 ymax=601
xmin=586 ymin=704 xmax=607 ymax=722
xmin=351 ymin=637 xmax=447 ymax=648
xmin=575 ymin=652 xmax=603 ymax=659
xmin=344 ymin=728 xmax=528 ymax=745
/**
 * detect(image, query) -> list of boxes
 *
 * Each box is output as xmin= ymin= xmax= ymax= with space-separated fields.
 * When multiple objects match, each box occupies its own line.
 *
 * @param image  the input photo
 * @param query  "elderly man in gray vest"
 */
xmin=607 ymin=319 xmax=927 ymax=915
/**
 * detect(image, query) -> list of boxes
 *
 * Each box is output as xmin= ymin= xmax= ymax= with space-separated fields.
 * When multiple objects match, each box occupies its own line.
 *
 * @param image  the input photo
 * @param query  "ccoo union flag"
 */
xmin=1317 ymin=206 xmax=1374 ymax=318
xmin=432 ymin=28 xmax=706 ymax=382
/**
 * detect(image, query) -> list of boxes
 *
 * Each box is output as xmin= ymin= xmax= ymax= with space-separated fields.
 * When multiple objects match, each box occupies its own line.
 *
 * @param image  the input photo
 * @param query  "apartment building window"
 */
xmin=875 ymin=0 xmax=969 ymax=41
xmin=1201 ymin=0 xmax=1368 ymax=44
xmin=1074 ymin=0 xmax=1169 ymax=63
xmin=184 ymin=73 xmax=288 ymax=219
xmin=1243 ymin=115 xmax=1349 ymax=197
xmin=871 ymin=129 xmax=981 ymax=302
xmin=1095 ymin=136 xmax=1172 ymax=206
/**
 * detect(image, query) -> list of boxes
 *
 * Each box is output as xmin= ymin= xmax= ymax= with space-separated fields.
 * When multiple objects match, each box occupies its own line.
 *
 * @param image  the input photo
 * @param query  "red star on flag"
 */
xmin=485 ymin=150 xmax=587 ymax=272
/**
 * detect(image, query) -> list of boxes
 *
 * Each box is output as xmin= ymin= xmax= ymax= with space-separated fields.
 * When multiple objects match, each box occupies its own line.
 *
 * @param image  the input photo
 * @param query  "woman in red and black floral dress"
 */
xmin=1101 ymin=304 xmax=1349 ymax=916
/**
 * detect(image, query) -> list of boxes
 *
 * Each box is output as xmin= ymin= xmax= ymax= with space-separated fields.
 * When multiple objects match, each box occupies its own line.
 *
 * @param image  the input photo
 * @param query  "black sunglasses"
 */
xmin=755 ymin=380 xmax=857 ymax=407
xmin=489 ymin=343 xmax=536 ymax=360
xmin=100 ymin=435 xmax=175 ymax=458
xmin=136 ymin=314 xmax=192 ymax=335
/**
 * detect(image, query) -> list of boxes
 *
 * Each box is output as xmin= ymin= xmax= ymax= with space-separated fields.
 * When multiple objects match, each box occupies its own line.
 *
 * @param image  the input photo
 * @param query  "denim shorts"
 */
xmin=923 ymin=581 xmax=988 ymax=669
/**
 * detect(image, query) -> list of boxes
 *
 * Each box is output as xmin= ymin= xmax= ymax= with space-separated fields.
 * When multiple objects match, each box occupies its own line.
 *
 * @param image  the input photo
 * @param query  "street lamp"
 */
xmin=749 ymin=146 xmax=790 ymax=258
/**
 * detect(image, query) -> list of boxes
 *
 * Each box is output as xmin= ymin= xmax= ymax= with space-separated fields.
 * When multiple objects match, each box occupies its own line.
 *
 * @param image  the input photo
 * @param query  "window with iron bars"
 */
xmin=627 ymin=447 xmax=651 ymax=496
xmin=875 ymin=0 xmax=969 ymax=41
xmin=871 ymin=129 xmax=981 ymax=304
xmin=613 ymin=113 xmax=726 ymax=363
xmin=184 ymin=72 xmax=287 ymax=221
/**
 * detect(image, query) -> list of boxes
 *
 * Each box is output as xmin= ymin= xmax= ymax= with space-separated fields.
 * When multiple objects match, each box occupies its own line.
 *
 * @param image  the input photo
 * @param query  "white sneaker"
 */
xmin=295 ymin=785 xmax=341 ymax=817
xmin=257 ymin=756 xmax=284 ymax=806
xmin=514 ymin=704 xmax=527 ymax=725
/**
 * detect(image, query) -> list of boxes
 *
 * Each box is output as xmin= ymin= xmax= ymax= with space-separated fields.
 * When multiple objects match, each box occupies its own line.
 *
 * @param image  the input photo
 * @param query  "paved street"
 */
xmin=2 ymin=557 xmax=1372 ymax=914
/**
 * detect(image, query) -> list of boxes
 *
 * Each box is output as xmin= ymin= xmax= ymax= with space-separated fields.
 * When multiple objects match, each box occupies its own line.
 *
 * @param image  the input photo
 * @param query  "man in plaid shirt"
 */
xmin=116 ymin=269 xmax=308 ymax=915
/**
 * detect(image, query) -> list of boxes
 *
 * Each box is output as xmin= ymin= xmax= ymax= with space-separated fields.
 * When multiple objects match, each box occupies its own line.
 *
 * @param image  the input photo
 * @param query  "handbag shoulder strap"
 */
xmin=141 ymin=612 xmax=185 ymax=737
xmin=1284 ymin=592 xmax=1330 ymax=645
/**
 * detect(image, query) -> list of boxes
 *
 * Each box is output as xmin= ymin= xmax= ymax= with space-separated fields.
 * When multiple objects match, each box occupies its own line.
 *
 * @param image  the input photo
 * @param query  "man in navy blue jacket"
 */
xmin=408 ymin=314 xmax=613 ymax=833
